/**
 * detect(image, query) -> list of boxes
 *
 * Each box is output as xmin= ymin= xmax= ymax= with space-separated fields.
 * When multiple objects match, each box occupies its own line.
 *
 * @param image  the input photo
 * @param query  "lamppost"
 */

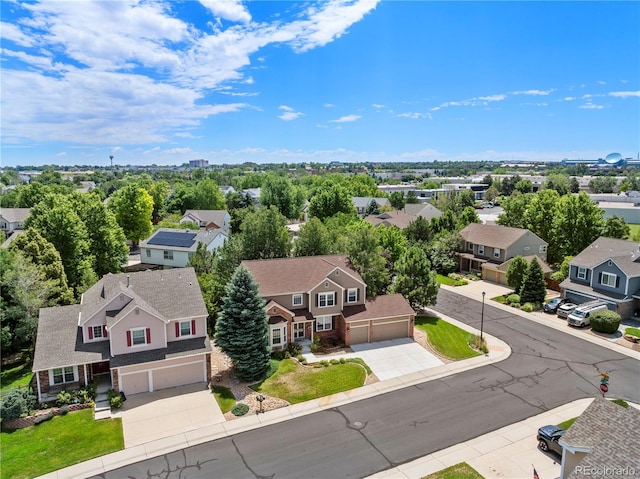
xmin=480 ymin=291 xmax=486 ymax=342
xmin=257 ymin=394 xmax=265 ymax=414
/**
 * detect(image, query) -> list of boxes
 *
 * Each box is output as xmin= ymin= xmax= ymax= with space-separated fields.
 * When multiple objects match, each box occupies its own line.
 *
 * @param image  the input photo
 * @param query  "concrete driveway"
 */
xmin=117 ymin=383 xmax=225 ymax=448
xmin=303 ymin=338 xmax=444 ymax=381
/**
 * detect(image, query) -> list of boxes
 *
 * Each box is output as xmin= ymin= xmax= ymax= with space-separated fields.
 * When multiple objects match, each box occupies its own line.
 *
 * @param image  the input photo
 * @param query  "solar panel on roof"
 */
xmin=147 ymin=231 xmax=197 ymax=248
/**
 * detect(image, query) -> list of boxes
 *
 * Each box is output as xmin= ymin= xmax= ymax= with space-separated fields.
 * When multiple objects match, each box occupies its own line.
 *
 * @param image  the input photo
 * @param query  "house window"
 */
xmin=539 ymin=245 xmax=547 ymax=254
xmin=577 ymin=267 xmax=587 ymax=280
xmin=347 ymin=288 xmax=358 ymax=303
xmin=468 ymin=242 xmax=473 ymax=251
xmin=318 ymin=292 xmax=335 ymax=308
xmin=493 ymin=248 xmax=500 ymax=259
xmin=163 ymin=250 xmax=173 ymax=260
xmin=131 ymin=328 xmax=147 ymax=346
xmin=292 ymin=294 xmax=303 ymax=307
xmin=52 ymin=366 xmax=76 ymax=385
xmin=180 ymin=321 xmax=192 ymax=336
xmin=477 ymin=245 xmax=485 ymax=255
xmin=316 ymin=315 xmax=332 ymax=331
xmin=601 ymin=272 xmax=617 ymax=287
xmin=92 ymin=326 xmax=103 ymax=339
xmin=272 ymin=328 xmax=282 ymax=345
xmin=293 ymin=322 xmax=305 ymax=339
xmin=146 ymin=249 xmax=151 ymax=258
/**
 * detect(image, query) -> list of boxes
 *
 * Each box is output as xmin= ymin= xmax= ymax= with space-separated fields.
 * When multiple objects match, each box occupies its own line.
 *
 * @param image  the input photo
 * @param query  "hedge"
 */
xmin=590 ymin=310 xmax=621 ymax=334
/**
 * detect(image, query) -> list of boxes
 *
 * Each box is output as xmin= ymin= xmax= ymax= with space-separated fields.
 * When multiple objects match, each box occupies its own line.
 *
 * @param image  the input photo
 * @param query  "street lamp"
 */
xmin=480 ymin=291 xmax=486 ymax=343
xmin=257 ymin=394 xmax=265 ymax=414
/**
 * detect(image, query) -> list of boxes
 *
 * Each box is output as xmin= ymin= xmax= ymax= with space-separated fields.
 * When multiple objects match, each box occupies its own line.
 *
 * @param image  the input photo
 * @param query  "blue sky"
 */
xmin=1 ymin=0 xmax=639 ymax=167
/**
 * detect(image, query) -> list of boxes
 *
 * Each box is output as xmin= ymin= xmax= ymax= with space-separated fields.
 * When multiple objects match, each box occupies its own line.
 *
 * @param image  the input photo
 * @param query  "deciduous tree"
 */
xmin=109 ymin=184 xmax=154 ymax=244
xmin=506 ymin=256 xmax=528 ymax=293
xmin=308 ymin=184 xmax=353 ymax=220
xmin=601 ymin=215 xmax=630 ymax=239
xmin=214 ymin=266 xmax=270 ymax=381
xmin=346 ymin=227 xmax=390 ymax=296
xmin=240 ymin=206 xmax=292 ymax=260
xmin=391 ymin=246 xmax=439 ymax=311
xmin=294 ymin=218 xmax=330 ymax=257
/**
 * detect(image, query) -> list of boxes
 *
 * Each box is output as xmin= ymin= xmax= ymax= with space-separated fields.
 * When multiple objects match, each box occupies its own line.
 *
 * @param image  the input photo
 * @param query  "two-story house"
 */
xmin=560 ymin=237 xmax=640 ymax=318
xmin=179 ymin=210 xmax=231 ymax=233
xmin=242 ymin=255 xmax=415 ymax=349
xmin=32 ymin=268 xmax=211 ymax=401
xmin=0 ymin=207 xmax=30 ymax=235
xmin=458 ymin=223 xmax=549 ymax=285
xmin=352 ymin=197 xmax=391 ymax=215
xmin=139 ymin=228 xmax=228 ymax=268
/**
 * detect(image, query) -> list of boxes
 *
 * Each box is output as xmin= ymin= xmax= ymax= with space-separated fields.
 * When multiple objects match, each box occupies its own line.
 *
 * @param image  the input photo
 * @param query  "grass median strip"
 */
xmin=423 ymin=462 xmax=484 ymax=479
xmin=251 ymin=358 xmax=366 ymax=404
xmin=415 ymin=316 xmax=481 ymax=360
xmin=211 ymin=385 xmax=236 ymax=413
xmin=1 ymin=409 xmax=123 ymax=479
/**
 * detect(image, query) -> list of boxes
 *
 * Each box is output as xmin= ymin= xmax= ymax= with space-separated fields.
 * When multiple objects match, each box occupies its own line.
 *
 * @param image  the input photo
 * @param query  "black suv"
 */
xmin=543 ymin=297 xmax=568 ymax=314
xmin=537 ymin=425 xmax=565 ymax=455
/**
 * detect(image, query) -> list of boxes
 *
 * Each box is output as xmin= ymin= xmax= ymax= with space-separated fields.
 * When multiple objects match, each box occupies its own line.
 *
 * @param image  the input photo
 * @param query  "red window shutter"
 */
xmin=126 ymin=330 xmax=132 ymax=347
xmin=103 ymin=325 xmax=108 ymax=337
xmin=191 ymin=319 xmax=196 ymax=335
xmin=175 ymin=322 xmax=180 ymax=337
xmin=146 ymin=328 xmax=151 ymax=344
xmin=88 ymin=327 xmax=93 ymax=340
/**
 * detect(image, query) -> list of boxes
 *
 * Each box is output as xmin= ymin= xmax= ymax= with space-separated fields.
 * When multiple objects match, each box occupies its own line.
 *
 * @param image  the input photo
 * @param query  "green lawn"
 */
xmin=1 ymin=409 xmax=124 ymax=479
xmin=423 ymin=462 xmax=484 ymax=479
xmin=415 ymin=316 xmax=481 ymax=360
xmin=251 ymin=359 xmax=366 ymax=404
xmin=211 ymin=385 xmax=236 ymax=413
xmin=0 ymin=361 xmax=34 ymax=396
xmin=628 ymin=224 xmax=640 ymax=240
xmin=625 ymin=327 xmax=640 ymax=339
xmin=557 ymin=417 xmax=577 ymax=430
xmin=436 ymin=274 xmax=468 ymax=286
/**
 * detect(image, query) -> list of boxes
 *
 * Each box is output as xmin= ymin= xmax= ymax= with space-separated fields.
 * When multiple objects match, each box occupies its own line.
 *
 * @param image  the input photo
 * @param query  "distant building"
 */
xmin=0 ymin=208 xmax=31 ymax=235
xmin=189 ymin=159 xmax=209 ymax=168
xmin=139 ymin=228 xmax=227 ymax=268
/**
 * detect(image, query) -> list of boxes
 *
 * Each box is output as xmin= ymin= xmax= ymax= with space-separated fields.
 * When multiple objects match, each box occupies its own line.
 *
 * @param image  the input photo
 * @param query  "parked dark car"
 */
xmin=543 ymin=297 xmax=568 ymax=314
xmin=557 ymin=302 xmax=577 ymax=319
xmin=537 ymin=425 xmax=565 ymax=455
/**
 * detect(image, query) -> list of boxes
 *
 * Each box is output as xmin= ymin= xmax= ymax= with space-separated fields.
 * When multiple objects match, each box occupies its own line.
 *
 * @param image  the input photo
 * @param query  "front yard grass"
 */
xmin=1 ymin=409 xmax=124 ymax=479
xmin=628 ymin=223 xmax=640 ymax=240
xmin=0 ymin=361 xmax=34 ymax=396
xmin=625 ymin=327 xmax=640 ymax=339
xmin=436 ymin=274 xmax=467 ymax=286
xmin=423 ymin=462 xmax=484 ymax=479
xmin=211 ymin=385 xmax=236 ymax=413
xmin=415 ymin=316 xmax=481 ymax=360
xmin=251 ymin=358 xmax=366 ymax=404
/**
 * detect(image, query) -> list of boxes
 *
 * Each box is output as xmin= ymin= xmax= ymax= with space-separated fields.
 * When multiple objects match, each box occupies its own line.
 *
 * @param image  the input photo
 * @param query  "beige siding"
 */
xmin=110 ymin=308 xmax=167 ymax=356
xmin=309 ymin=280 xmax=343 ymax=317
xmin=372 ymin=316 xmax=410 ymax=342
xmin=325 ymin=269 xmax=366 ymax=304
xmin=166 ymin=316 xmax=207 ymax=342
xmin=264 ymin=292 xmax=308 ymax=311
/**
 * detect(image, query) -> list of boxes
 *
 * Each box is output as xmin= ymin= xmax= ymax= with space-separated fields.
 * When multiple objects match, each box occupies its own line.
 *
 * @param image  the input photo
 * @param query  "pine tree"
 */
xmin=214 ymin=266 xmax=270 ymax=381
xmin=519 ymin=258 xmax=546 ymax=304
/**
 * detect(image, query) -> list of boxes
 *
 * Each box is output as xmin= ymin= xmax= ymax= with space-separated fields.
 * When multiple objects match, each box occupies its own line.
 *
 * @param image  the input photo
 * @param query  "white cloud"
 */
xmin=199 ymin=0 xmax=251 ymax=23
xmin=478 ymin=94 xmax=506 ymax=102
xmin=563 ymin=97 xmax=576 ymax=101
xmin=396 ymin=112 xmax=431 ymax=119
xmin=323 ymin=103 xmax=336 ymax=108
xmin=513 ymin=89 xmax=555 ymax=96
xmin=56 ymin=151 xmax=67 ymax=156
xmin=278 ymin=105 xmax=303 ymax=121
xmin=371 ymin=103 xmax=384 ymax=109
xmin=579 ymin=102 xmax=604 ymax=110
xmin=329 ymin=114 xmax=361 ymax=123
xmin=597 ymin=80 xmax=606 ymax=85
xmin=609 ymin=91 xmax=640 ymax=98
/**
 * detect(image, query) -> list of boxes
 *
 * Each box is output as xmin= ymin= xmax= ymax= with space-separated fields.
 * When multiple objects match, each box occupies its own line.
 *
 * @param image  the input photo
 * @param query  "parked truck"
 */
xmin=567 ymin=300 xmax=609 ymax=328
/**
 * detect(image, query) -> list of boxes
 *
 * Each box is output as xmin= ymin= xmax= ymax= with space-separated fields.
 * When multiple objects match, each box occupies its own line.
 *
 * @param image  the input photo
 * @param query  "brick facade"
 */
xmin=112 ymin=369 xmax=119 ymax=392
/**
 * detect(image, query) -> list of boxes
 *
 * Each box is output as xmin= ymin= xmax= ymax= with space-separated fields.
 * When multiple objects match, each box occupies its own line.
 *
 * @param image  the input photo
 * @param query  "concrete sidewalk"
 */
xmin=37 ymin=319 xmax=511 ymax=479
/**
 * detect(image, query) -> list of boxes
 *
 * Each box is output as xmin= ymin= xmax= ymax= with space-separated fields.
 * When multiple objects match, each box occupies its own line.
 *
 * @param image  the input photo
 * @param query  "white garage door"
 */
xmin=153 ymin=362 xmax=203 ymax=390
xmin=120 ymin=371 xmax=149 ymax=395
xmin=349 ymin=325 xmax=369 ymax=345
xmin=372 ymin=320 xmax=409 ymax=342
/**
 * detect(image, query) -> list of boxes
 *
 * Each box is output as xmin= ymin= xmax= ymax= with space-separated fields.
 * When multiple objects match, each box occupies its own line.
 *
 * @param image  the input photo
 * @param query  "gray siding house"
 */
xmin=458 ymin=223 xmax=548 ymax=277
xmin=560 ymin=237 xmax=640 ymax=318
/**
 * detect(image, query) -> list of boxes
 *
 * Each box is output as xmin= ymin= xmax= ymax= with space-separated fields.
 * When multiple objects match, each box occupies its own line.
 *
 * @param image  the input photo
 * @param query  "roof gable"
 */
xmin=459 ymin=223 xmax=544 ymax=249
xmin=0 ymin=208 xmax=31 ymax=223
xmin=571 ymin=236 xmax=640 ymax=276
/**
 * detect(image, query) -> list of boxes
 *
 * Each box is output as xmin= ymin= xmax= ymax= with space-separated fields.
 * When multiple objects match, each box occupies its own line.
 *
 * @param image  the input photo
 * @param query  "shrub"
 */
xmin=56 ymin=390 xmax=73 ymax=406
xmin=469 ymin=335 xmax=488 ymax=354
xmin=109 ymin=395 xmax=123 ymax=409
xmin=511 ymin=303 xmax=521 ymax=309
xmin=329 ymin=359 xmax=339 ymax=365
xmin=611 ymin=399 xmax=629 ymax=409
xmin=271 ymin=349 xmax=288 ymax=360
xmin=34 ymin=410 xmax=54 ymax=425
xmin=339 ymin=358 xmax=346 ymax=364
xmin=521 ymin=302 xmax=535 ymax=312
xmin=1 ymin=388 xmax=37 ymax=420
xmin=447 ymin=273 xmax=465 ymax=281
xmin=287 ymin=342 xmax=303 ymax=356
xmin=59 ymin=404 xmax=70 ymax=415
xmin=507 ymin=294 xmax=521 ymax=305
xmin=590 ymin=310 xmax=621 ymax=334
xmin=231 ymin=403 xmax=249 ymax=416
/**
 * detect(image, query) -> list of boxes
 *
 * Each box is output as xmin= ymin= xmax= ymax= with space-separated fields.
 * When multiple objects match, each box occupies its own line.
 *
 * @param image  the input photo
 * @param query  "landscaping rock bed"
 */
xmin=2 ymin=403 xmax=92 ymax=430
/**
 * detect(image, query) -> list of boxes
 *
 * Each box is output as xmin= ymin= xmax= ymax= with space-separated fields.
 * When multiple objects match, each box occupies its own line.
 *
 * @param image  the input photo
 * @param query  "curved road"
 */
xmin=93 ymin=289 xmax=639 ymax=479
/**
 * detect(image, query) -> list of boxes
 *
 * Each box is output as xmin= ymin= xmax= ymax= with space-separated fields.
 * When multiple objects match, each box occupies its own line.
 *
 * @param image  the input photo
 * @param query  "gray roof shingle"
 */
xmin=570 ymin=236 xmax=640 ymax=277
xmin=459 ymin=223 xmax=545 ymax=250
xmin=181 ymin=210 xmax=228 ymax=228
xmin=0 ymin=207 xmax=31 ymax=223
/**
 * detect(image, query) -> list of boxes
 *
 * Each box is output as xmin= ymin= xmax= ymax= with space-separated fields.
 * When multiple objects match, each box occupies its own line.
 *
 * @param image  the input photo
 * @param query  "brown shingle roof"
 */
xmin=403 ymin=203 xmax=443 ymax=221
xmin=0 ymin=207 xmax=31 ymax=223
xmin=342 ymin=294 xmax=415 ymax=322
xmin=182 ymin=210 xmax=228 ymax=228
xmin=571 ymin=236 xmax=640 ymax=276
xmin=459 ymin=223 xmax=543 ymax=249
xmin=364 ymin=211 xmax=415 ymax=229
xmin=242 ymin=255 xmax=364 ymax=297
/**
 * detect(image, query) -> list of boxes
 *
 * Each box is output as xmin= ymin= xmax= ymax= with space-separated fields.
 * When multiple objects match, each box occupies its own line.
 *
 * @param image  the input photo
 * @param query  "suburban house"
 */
xmin=403 ymin=203 xmax=443 ymax=222
xmin=352 ymin=197 xmax=391 ymax=215
xmin=242 ymin=255 xmax=416 ymax=350
xmin=179 ymin=209 xmax=230 ymax=233
xmin=365 ymin=210 xmax=418 ymax=229
xmin=458 ymin=223 xmax=549 ymax=284
xmin=560 ymin=237 xmax=640 ymax=318
xmin=559 ymin=397 xmax=640 ymax=479
xmin=32 ymin=268 xmax=211 ymax=401
xmin=139 ymin=228 xmax=228 ymax=268
xmin=0 ymin=207 xmax=30 ymax=235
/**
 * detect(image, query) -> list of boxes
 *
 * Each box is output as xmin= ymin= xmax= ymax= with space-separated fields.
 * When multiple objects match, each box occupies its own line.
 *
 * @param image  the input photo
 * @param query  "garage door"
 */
xmin=120 ymin=371 xmax=149 ymax=395
xmin=153 ymin=362 xmax=203 ymax=390
xmin=372 ymin=320 xmax=409 ymax=342
xmin=349 ymin=325 xmax=369 ymax=345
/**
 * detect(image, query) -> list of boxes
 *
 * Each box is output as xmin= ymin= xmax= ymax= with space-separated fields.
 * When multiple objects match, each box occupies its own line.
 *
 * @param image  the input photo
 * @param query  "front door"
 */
xmin=92 ymin=361 xmax=110 ymax=375
xmin=293 ymin=322 xmax=305 ymax=339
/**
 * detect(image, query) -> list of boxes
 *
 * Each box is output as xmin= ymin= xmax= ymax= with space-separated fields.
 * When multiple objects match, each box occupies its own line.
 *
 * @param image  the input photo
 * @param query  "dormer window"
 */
xmin=292 ymin=294 xmax=303 ymax=306
xmin=477 ymin=245 xmax=485 ymax=255
xmin=88 ymin=325 xmax=107 ymax=340
xmin=577 ymin=267 xmax=587 ymax=280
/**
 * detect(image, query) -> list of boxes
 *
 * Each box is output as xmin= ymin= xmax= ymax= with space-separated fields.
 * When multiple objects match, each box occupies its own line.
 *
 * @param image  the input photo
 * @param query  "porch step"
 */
xmin=94 ymin=393 xmax=112 ymax=420
xmin=95 ymin=399 xmax=110 ymax=411
xmin=94 ymin=408 xmax=112 ymax=420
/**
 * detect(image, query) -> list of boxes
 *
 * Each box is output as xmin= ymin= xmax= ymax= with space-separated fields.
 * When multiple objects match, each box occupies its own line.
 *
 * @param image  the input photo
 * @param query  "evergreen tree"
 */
xmin=506 ymin=256 xmax=528 ymax=293
xmin=364 ymin=199 xmax=380 ymax=216
xmin=519 ymin=258 xmax=546 ymax=304
xmin=215 ymin=266 xmax=270 ymax=381
xmin=391 ymin=246 xmax=439 ymax=311
xmin=601 ymin=215 xmax=630 ymax=239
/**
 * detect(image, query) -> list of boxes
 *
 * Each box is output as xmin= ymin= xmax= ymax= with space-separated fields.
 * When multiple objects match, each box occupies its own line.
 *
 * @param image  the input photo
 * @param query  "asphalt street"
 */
xmin=91 ymin=289 xmax=640 ymax=479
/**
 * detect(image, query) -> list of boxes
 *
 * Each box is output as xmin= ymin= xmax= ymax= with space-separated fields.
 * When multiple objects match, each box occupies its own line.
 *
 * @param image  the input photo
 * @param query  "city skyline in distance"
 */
xmin=1 ymin=1 xmax=639 ymax=167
